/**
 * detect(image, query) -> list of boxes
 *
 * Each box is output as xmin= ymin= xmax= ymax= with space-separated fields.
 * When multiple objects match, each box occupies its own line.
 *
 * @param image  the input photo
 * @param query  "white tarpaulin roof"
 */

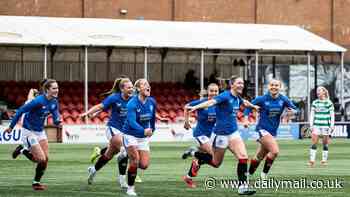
xmin=0 ymin=15 xmax=346 ymax=52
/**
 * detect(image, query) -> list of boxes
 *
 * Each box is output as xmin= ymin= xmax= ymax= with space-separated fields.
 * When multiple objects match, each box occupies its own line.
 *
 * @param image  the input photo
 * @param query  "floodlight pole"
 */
xmin=255 ymin=51 xmax=259 ymax=97
xmin=44 ymin=45 xmax=47 ymax=79
xmin=341 ymin=52 xmax=344 ymax=119
xmin=200 ymin=49 xmax=204 ymax=91
xmin=84 ymin=46 xmax=88 ymax=124
xmin=144 ymin=47 xmax=148 ymax=79
xmin=307 ymin=52 xmax=311 ymax=122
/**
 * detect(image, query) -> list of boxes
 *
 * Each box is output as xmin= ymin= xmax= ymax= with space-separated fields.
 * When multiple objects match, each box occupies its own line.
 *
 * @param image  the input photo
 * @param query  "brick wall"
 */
xmin=0 ymin=0 xmax=349 ymax=60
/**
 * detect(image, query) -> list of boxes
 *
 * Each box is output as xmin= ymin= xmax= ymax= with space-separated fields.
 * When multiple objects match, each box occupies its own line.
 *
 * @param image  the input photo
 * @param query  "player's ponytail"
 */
xmin=100 ymin=75 xmax=129 ymax=97
xmin=39 ymin=78 xmax=48 ymax=94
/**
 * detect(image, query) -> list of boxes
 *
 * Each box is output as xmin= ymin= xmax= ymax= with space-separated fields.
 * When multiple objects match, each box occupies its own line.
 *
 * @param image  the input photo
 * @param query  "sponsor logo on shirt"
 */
xmin=208 ymin=113 xmax=216 ymax=122
xmin=140 ymin=114 xmax=151 ymax=121
xmin=315 ymin=108 xmax=328 ymax=112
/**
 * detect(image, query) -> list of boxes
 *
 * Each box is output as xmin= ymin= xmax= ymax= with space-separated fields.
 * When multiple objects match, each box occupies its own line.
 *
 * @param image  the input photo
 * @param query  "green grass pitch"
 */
xmin=0 ymin=139 xmax=349 ymax=197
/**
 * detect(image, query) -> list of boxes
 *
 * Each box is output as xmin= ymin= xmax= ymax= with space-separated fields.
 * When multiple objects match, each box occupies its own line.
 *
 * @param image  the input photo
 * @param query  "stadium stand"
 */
xmin=0 ymin=81 xmax=199 ymax=124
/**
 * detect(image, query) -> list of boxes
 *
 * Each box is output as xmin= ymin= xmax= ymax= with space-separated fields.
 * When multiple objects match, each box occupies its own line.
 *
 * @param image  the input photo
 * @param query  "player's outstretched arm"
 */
xmin=243 ymin=99 xmax=260 ymax=111
xmin=80 ymin=104 xmax=103 ymax=118
xmin=186 ymin=99 xmax=217 ymax=112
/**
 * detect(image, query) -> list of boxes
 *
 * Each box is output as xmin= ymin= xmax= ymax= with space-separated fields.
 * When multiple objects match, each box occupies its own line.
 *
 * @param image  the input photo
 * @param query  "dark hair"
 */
xmin=43 ymin=79 xmax=57 ymax=92
xmin=100 ymin=76 xmax=130 ymax=97
xmin=39 ymin=78 xmax=48 ymax=93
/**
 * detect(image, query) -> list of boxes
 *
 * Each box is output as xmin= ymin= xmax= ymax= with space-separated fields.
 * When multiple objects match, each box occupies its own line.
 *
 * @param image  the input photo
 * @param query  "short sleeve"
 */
xmin=214 ymin=91 xmax=229 ymax=104
xmin=188 ymin=99 xmax=204 ymax=107
xmin=101 ymin=94 xmax=117 ymax=110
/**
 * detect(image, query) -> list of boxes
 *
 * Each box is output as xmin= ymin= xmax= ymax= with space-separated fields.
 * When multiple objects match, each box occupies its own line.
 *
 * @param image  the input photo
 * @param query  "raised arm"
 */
xmin=184 ymin=99 xmax=202 ymax=129
xmin=7 ymin=98 xmax=40 ymax=130
xmin=243 ymin=99 xmax=260 ymax=111
xmin=281 ymin=96 xmax=299 ymax=123
xmin=243 ymin=96 xmax=262 ymax=117
xmin=186 ymin=99 xmax=217 ymax=112
xmin=80 ymin=94 xmax=115 ymax=118
xmin=80 ymin=104 xmax=103 ymax=118
xmin=284 ymin=96 xmax=299 ymax=112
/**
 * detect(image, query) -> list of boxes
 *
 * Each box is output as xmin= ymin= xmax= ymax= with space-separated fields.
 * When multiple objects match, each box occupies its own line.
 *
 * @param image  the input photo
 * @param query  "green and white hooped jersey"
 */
xmin=311 ymin=99 xmax=334 ymax=128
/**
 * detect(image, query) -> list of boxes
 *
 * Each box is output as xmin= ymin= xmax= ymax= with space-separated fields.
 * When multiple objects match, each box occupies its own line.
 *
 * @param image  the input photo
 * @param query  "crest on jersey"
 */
xmin=117 ymin=103 xmax=122 ymax=107
xmin=279 ymin=100 xmax=284 ymax=106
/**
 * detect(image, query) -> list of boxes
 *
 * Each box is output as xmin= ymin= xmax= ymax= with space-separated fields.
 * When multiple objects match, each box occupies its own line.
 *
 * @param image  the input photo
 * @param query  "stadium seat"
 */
xmin=74 ymin=117 xmax=84 ymax=124
xmin=163 ymin=103 xmax=174 ymax=111
xmin=91 ymin=117 xmax=102 ymax=124
xmin=67 ymin=103 xmax=76 ymax=111
xmin=71 ymin=109 xmax=80 ymax=119
xmin=102 ymin=111 xmax=109 ymax=118
xmin=15 ymin=96 xmax=26 ymax=106
xmin=176 ymin=109 xmax=184 ymax=117
xmin=76 ymin=103 xmax=84 ymax=111
xmin=60 ymin=103 xmax=68 ymax=111
xmin=61 ymin=110 xmax=71 ymax=118
xmin=0 ymin=80 xmax=198 ymax=125
xmin=168 ymin=110 xmax=177 ymax=121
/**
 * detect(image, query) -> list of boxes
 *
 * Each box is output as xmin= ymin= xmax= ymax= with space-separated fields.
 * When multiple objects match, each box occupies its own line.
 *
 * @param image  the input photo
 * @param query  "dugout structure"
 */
xmin=0 ymin=16 xmax=346 ymax=122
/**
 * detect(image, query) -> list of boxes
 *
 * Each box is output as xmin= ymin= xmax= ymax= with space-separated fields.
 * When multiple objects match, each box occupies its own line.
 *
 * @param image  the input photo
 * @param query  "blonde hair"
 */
xmin=134 ymin=78 xmax=148 ymax=93
xmin=269 ymin=78 xmax=282 ymax=87
xmin=101 ymin=77 xmax=131 ymax=97
xmin=317 ymin=86 xmax=329 ymax=99
xmin=119 ymin=78 xmax=132 ymax=90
